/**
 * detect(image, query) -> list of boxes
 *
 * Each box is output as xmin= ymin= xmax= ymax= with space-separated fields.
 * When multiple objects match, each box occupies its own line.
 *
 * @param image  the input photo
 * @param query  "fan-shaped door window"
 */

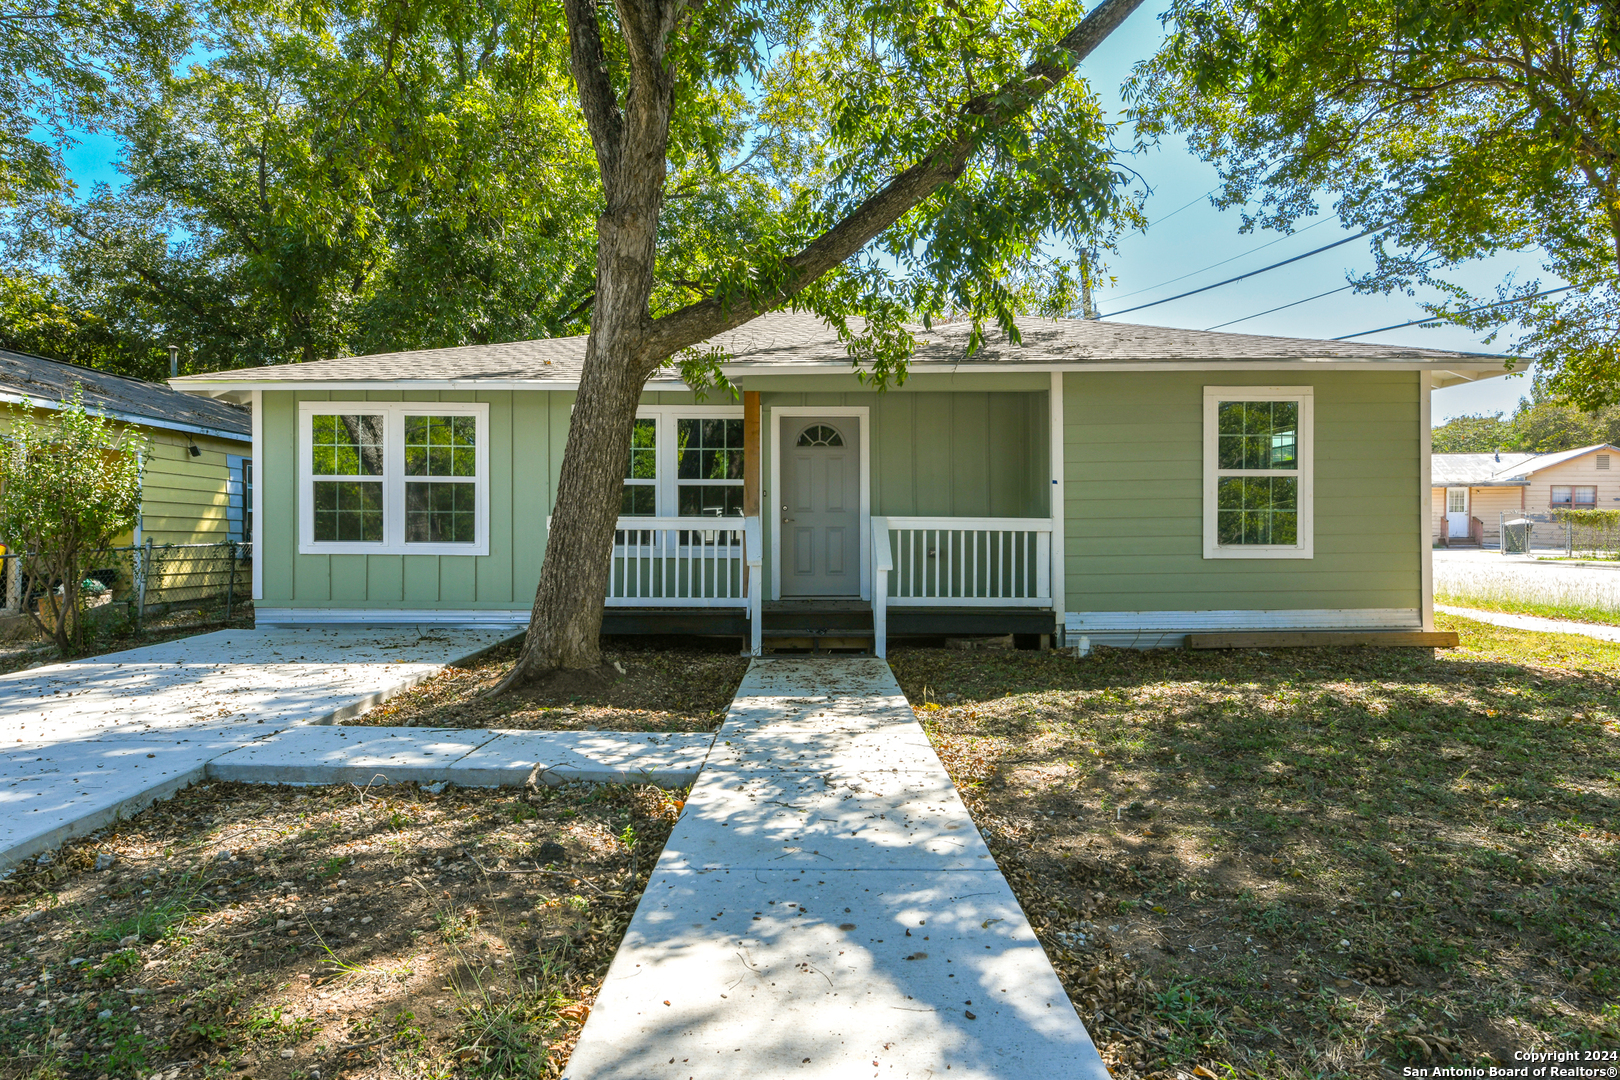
xmin=797 ymin=424 xmax=844 ymax=447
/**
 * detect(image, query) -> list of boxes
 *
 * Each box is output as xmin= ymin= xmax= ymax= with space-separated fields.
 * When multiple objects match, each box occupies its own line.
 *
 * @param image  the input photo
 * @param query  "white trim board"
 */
xmin=250 ymin=389 xmax=263 ymax=601
xmin=768 ymin=406 xmax=873 ymax=601
xmin=255 ymin=608 xmax=530 ymax=627
xmin=1067 ymin=609 xmax=1421 ymax=633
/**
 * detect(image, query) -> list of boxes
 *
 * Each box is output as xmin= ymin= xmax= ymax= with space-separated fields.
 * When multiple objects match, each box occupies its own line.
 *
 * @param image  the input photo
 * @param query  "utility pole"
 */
xmin=1078 ymin=250 xmax=1100 ymax=320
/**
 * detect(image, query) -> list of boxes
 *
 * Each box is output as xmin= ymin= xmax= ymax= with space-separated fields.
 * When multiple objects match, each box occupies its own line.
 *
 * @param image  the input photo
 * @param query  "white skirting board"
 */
xmin=255 ymin=607 xmax=531 ymax=627
xmin=1066 ymin=608 xmax=1421 ymax=647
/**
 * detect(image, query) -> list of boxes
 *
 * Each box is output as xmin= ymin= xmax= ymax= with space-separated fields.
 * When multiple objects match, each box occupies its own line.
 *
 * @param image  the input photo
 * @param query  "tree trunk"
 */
xmin=495 ymin=0 xmax=675 ymax=690
xmin=494 ymin=0 xmax=1143 ymax=691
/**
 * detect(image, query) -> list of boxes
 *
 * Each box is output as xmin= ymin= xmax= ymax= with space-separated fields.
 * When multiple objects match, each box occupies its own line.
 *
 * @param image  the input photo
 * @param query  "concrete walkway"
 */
xmin=1438 ymin=603 xmax=1620 ymax=642
xmin=563 ymin=658 xmax=1107 ymax=1080
xmin=0 ymin=628 xmax=710 ymax=866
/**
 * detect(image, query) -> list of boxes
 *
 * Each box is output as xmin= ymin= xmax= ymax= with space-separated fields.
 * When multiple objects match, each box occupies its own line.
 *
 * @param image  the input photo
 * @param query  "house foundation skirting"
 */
xmin=1067 ymin=608 xmax=1421 ymax=648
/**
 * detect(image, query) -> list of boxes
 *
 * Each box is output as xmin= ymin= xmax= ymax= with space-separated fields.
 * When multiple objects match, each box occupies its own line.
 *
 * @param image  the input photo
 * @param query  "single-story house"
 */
xmin=172 ymin=312 xmax=1511 ymax=650
xmin=1 ymin=349 xmax=253 ymax=547
xmin=1431 ymin=444 xmax=1619 ymax=546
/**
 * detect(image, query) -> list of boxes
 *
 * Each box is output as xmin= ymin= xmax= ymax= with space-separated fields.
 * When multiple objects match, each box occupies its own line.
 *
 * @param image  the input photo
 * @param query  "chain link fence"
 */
xmin=1497 ymin=511 xmax=1620 ymax=560
xmin=1 ymin=540 xmax=252 ymax=635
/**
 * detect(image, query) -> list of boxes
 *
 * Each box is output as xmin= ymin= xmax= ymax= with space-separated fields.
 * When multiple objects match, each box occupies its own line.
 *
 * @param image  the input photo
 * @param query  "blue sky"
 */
xmin=1080 ymin=4 xmax=1539 ymax=424
xmin=59 ymin=7 xmax=1536 ymax=422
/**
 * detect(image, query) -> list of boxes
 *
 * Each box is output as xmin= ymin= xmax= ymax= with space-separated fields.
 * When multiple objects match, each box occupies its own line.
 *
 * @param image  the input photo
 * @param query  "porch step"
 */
xmin=761 ymin=610 xmax=874 ymax=633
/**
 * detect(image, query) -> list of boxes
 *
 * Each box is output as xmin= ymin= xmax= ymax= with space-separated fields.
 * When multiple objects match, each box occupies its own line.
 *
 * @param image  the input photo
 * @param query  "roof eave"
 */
xmin=0 ymin=389 xmax=250 ymax=442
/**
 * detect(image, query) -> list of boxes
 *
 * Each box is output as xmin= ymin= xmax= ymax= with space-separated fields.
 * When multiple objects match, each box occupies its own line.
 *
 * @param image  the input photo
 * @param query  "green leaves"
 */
xmin=0 ymin=386 xmax=147 ymax=652
xmin=1129 ymin=0 xmax=1620 ymax=407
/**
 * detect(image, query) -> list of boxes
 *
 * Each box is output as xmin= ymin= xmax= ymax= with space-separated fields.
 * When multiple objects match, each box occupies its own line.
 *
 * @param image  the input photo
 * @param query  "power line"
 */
xmin=1109 ymin=215 xmax=1335 ymax=304
xmin=1203 ymin=284 xmax=1354 ymax=332
xmin=1101 ymin=229 xmax=1377 ymax=319
xmin=1331 ymin=284 xmax=1581 ymax=340
xmin=1127 ymin=187 xmax=1218 ymax=236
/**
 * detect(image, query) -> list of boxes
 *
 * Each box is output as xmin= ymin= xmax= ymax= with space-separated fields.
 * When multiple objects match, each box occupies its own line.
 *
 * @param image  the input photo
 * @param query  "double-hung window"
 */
xmin=1203 ymin=386 xmax=1313 ymax=559
xmin=617 ymin=406 xmax=745 ymax=522
xmin=299 ymin=402 xmax=489 ymax=555
xmin=1550 ymin=485 xmax=1596 ymax=509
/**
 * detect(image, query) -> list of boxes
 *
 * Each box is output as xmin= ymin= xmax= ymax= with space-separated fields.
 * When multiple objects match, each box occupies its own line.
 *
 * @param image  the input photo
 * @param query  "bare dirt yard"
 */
xmin=351 ymin=636 xmax=748 ymax=734
xmin=892 ymin=612 xmax=1620 ymax=1079
xmin=0 ymin=779 xmax=684 ymax=1080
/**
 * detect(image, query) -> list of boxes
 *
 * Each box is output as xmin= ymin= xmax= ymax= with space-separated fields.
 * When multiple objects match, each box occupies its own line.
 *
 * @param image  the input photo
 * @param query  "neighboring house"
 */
xmin=1431 ymin=444 xmax=1620 ymax=546
xmin=173 ymin=312 xmax=1509 ymax=649
xmin=0 ymin=350 xmax=253 ymax=547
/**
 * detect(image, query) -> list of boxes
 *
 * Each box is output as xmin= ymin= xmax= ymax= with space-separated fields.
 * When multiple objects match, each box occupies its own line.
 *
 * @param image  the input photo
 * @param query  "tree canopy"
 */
xmin=3 ymin=0 xmax=603 ymax=380
xmin=1128 ymin=0 xmax=1620 ymax=408
xmin=1433 ymin=397 xmax=1620 ymax=453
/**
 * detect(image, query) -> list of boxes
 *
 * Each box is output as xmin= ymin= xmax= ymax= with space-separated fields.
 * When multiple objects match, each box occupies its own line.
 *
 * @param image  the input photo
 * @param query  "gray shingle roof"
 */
xmin=174 ymin=311 xmax=1506 ymax=388
xmin=0 ymin=349 xmax=250 ymax=438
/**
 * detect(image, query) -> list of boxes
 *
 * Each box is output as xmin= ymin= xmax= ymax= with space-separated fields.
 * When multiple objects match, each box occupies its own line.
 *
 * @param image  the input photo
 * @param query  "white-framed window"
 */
xmin=1550 ymin=485 xmax=1596 ymax=508
xmin=619 ymin=405 xmax=745 ymax=519
xmin=1447 ymin=489 xmax=1467 ymax=514
xmin=1203 ymin=386 xmax=1313 ymax=559
xmin=298 ymin=401 xmax=489 ymax=556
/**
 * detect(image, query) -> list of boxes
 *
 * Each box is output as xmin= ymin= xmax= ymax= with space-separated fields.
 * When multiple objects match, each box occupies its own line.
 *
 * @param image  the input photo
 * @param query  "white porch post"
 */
xmin=1049 ymin=371 xmax=1066 ymax=645
xmin=1419 ymin=376 xmax=1433 ymax=631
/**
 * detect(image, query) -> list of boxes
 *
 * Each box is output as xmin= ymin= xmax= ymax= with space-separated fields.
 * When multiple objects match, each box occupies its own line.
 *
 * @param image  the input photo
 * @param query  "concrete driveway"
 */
xmin=1 ymin=627 xmax=514 ymax=865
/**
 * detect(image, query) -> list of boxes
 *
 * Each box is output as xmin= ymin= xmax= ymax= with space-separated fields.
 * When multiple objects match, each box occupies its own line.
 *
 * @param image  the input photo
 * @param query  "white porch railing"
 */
xmin=872 ymin=515 xmax=1054 ymax=657
xmin=548 ymin=516 xmax=751 ymax=608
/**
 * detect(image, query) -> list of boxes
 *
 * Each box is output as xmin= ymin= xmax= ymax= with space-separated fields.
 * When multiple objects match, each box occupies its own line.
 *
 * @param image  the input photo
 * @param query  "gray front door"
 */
xmin=780 ymin=417 xmax=861 ymax=597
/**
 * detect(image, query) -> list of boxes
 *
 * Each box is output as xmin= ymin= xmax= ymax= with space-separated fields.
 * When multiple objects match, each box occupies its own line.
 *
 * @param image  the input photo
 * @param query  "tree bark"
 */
xmin=494 ymin=0 xmax=680 ymax=687
xmin=496 ymin=0 xmax=1144 ymax=688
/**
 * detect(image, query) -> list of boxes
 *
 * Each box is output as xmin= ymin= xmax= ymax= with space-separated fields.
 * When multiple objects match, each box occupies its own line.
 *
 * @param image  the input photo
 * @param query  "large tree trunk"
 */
xmin=495 ymin=0 xmax=1144 ymax=691
xmin=494 ymin=0 xmax=676 ymax=689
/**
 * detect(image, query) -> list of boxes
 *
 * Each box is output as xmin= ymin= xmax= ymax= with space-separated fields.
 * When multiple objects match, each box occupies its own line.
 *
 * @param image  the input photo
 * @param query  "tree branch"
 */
xmin=638 ymin=0 xmax=1146 ymax=359
xmin=562 ymin=0 xmax=624 ymax=180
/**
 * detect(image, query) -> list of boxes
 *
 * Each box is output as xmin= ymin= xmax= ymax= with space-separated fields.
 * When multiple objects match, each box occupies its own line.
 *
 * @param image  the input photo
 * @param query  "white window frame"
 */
xmin=298 ymin=401 xmax=490 ymax=556
xmin=623 ymin=404 xmax=745 ymax=518
xmin=1203 ymin=386 xmax=1314 ymax=560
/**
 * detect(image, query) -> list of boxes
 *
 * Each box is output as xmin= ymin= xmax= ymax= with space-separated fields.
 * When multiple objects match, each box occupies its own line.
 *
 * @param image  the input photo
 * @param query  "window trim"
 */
xmin=298 ymin=401 xmax=490 ymax=556
xmin=1202 ymin=386 xmax=1314 ymax=560
xmin=624 ymin=404 xmax=744 ymax=518
xmin=1550 ymin=485 xmax=1597 ymax=508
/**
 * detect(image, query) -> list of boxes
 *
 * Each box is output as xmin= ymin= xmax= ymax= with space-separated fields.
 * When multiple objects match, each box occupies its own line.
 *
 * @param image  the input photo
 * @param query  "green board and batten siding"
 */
xmin=258 ymin=370 xmax=1422 ymax=619
xmin=1061 ymin=370 xmax=1422 ymax=614
xmin=258 ymin=384 xmax=1051 ymax=610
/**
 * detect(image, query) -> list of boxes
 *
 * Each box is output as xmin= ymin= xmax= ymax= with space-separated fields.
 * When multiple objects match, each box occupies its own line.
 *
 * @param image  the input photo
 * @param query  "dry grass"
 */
xmin=1435 ymin=559 xmax=1620 ymax=624
xmin=0 ymin=779 xmax=684 ymax=1080
xmin=351 ymin=637 xmax=748 ymax=734
xmin=892 ymin=613 xmax=1620 ymax=1079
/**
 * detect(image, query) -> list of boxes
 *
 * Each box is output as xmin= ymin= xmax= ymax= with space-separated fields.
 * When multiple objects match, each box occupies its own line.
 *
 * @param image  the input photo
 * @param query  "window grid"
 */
xmin=677 ymin=418 xmax=744 ymax=518
xmin=622 ymin=418 xmax=657 ymax=517
xmin=1203 ymin=388 xmax=1312 ymax=559
xmin=311 ymin=413 xmax=386 ymax=543
xmin=300 ymin=404 xmax=487 ymax=555
xmin=1215 ymin=400 xmax=1300 ymax=547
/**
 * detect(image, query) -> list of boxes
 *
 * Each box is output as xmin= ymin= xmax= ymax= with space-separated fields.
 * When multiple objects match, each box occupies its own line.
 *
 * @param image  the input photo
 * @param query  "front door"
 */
xmin=780 ymin=417 xmax=861 ymax=596
xmin=1446 ymin=487 xmax=1470 ymax=538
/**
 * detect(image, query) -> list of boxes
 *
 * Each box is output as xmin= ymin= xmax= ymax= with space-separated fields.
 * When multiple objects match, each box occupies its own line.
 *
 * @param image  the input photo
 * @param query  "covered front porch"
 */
xmin=599 ymin=375 xmax=1066 ymax=655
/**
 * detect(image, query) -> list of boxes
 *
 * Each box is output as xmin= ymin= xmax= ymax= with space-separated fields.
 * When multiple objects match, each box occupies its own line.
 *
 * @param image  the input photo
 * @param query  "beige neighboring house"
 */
xmin=1431 ymin=444 xmax=1620 ymax=545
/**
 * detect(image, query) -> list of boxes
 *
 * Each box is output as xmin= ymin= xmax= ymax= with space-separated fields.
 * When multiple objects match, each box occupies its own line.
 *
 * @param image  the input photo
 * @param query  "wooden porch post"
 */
xmin=743 ymin=392 xmax=761 ymax=517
